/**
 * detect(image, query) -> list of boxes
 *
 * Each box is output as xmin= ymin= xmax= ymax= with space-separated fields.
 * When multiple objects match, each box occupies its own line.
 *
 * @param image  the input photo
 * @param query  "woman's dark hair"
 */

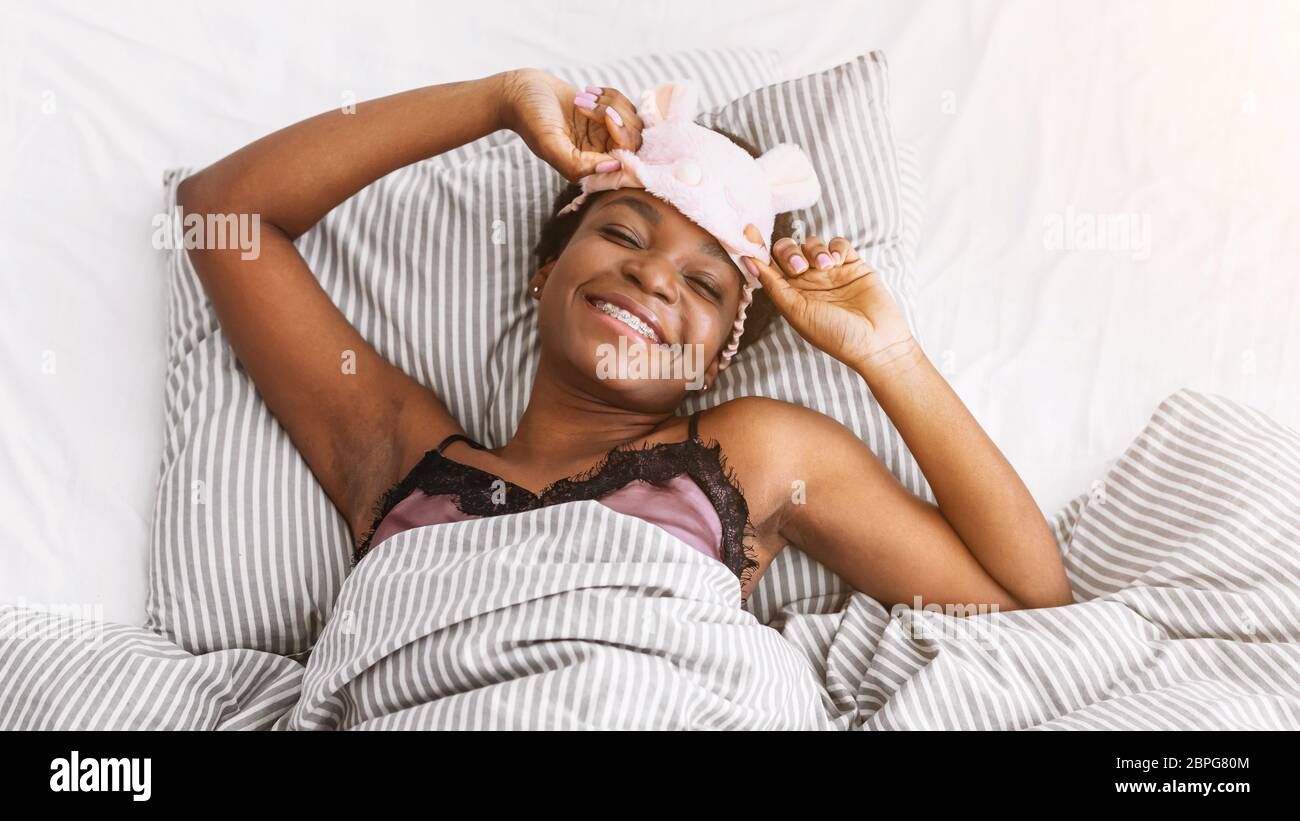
xmin=531 ymin=124 xmax=794 ymax=357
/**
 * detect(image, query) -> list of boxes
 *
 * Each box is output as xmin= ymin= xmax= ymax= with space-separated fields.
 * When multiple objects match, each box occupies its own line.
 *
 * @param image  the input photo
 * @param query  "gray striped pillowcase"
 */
xmin=148 ymin=49 xmax=925 ymax=657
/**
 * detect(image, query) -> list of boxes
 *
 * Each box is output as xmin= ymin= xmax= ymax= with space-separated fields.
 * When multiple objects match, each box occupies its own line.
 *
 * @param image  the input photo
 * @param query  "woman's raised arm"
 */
xmin=743 ymin=235 xmax=1073 ymax=612
xmin=181 ymin=73 xmax=513 ymax=238
xmin=177 ymin=73 xmax=515 ymax=545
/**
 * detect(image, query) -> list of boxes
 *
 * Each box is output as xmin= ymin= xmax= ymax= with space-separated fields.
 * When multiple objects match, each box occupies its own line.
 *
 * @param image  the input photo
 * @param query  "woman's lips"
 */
xmin=587 ymin=294 xmax=665 ymax=342
xmin=583 ymin=291 xmax=669 ymax=343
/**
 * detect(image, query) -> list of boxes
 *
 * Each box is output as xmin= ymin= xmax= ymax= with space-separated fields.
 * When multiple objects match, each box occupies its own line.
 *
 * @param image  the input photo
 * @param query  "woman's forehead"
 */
xmin=591 ymin=188 xmax=672 ymax=225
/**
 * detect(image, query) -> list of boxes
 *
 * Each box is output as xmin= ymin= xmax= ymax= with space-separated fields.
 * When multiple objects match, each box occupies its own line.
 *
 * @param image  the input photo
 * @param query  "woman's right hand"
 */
xmin=498 ymin=68 xmax=644 ymax=182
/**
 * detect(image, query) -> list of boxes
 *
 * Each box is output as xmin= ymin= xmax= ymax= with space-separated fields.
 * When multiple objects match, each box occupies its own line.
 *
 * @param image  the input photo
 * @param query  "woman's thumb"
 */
xmin=746 ymin=255 xmax=795 ymax=307
xmin=548 ymin=150 xmax=616 ymax=184
xmin=531 ymin=132 xmax=599 ymax=183
xmin=572 ymin=150 xmax=621 ymax=180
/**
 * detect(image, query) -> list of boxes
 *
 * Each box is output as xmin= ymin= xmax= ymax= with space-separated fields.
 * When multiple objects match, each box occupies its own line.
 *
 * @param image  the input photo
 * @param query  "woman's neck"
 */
xmin=492 ymin=358 xmax=681 ymax=474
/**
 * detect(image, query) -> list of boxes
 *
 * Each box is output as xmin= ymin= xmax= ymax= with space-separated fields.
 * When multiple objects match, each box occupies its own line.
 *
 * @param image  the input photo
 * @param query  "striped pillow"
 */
xmin=148 ymin=49 xmax=926 ymax=656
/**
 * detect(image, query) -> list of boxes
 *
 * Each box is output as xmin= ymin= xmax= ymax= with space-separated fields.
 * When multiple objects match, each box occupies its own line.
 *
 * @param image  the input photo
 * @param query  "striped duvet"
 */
xmin=2 ymin=388 xmax=1297 ymax=730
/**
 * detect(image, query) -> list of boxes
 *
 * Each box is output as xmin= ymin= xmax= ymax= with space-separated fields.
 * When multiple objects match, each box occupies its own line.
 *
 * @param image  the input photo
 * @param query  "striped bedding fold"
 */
xmin=272 ymin=501 xmax=831 ymax=730
xmin=2 ymin=388 xmax=1297 ymax=730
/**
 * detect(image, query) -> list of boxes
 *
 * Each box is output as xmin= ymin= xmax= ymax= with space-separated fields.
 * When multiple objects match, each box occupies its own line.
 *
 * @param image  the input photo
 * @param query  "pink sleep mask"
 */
xmin=558 ymin=81 xmax=822 ymax=372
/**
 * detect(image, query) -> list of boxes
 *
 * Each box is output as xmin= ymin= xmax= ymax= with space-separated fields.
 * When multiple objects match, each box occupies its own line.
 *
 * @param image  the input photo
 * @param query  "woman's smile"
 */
xmin=582 ymin=292 xmax=666 ymax=344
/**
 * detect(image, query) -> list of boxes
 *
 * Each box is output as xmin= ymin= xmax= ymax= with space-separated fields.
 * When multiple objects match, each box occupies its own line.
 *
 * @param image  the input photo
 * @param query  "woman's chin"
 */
xmin=579 ymin=358 xmax=686 ymax=403
xmin=589 ymin=370 xmax=683 ymax=397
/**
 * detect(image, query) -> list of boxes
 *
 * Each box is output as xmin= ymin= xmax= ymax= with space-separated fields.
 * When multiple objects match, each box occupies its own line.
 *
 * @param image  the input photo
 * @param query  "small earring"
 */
xmin=531 ymin=285 xmax=540 ymax=295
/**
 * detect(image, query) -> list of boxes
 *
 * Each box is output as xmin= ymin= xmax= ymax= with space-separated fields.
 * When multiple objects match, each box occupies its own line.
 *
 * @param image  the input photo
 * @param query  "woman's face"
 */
xmin=533 ymin=189 xmax=745 ymax=411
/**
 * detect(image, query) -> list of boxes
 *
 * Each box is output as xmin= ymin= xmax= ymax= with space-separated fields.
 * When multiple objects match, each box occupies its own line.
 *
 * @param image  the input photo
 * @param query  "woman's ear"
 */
xmin=696 ymin=356 xmax=722 ymax=392
xmin=530 ymin=258 xmax=557 ymax=299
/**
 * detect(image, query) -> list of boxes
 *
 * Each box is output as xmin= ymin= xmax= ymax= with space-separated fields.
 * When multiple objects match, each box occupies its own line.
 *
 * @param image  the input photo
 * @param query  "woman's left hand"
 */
xmin=743 ymin=235 xmax=917 ymax=372
xmin=499 ymin=68 xmax=645 ymax=183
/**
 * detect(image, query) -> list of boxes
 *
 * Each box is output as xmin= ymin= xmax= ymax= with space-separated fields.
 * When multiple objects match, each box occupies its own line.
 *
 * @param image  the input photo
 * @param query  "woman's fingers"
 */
xmin=742 ymin=254 xmax=798 ymax=308
xmin=772 ymin=236 xmax=811 ymax=277
xmin=750 ymin=232 xmax=870 ymax=299
xmin=537 ymin=128 xmax=617 ymax=180
xmin=826 ymin=236 xmax=859 ymax=265
xmin=575 ymin=85 xmax=643 ymax=151
xmin=588 ymin=85 xmax=644 ymax=150
xmin=573 ymin=99 xmax=622 ymax=149
xmin=772 ymin=233 xmax=869 ymax=277
xmin=801 ymin=235 xmax=833 ymax=270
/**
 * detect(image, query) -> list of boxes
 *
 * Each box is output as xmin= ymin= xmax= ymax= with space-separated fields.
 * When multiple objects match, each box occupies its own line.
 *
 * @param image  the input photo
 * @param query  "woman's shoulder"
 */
xmin=694 ymin=395 xmax=861 ymax=486
xmin=696 ymin=395 xmax=830 ymax=436
xmin=691 ymin=396 xmax=836 ymax=527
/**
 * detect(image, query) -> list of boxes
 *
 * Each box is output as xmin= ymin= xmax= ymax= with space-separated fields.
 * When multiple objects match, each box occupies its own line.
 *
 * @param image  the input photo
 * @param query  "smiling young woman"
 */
xmin=176 ymin=67 xmax=1072 ymax=611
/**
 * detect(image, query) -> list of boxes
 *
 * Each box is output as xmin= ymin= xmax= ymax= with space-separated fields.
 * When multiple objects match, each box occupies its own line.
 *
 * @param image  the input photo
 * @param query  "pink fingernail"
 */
xmin=743 ymin=258 xmax=759 ymax=278
xmin=790 ymin=255 xmax=808 ymax=273
xmin=596 ymin=159 xmax=621 ymax=173
xmin=816 ymin=253 xmax=833 ymax=269
xmin=605 ymin=107 xmax=623 ymax=127
xmin=585 ymin=85 xmax=603 ymax=95
xmin=832 ymin=251 xmax=843 ymax=265
xmin=574 ymin=94 xmax=596 ymax=110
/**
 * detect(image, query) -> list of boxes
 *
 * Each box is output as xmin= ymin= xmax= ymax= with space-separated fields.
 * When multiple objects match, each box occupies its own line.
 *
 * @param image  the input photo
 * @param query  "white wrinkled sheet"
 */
xmin=3 ymin=0 xmax=1298 ymax=625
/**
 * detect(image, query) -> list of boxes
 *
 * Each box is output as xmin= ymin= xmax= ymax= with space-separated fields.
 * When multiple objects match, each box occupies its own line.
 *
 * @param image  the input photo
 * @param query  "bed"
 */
xmin=3 ymin=0 xmax=1298 ymax=729
xmin=4 ymin=385 xmax=1299 ymax=730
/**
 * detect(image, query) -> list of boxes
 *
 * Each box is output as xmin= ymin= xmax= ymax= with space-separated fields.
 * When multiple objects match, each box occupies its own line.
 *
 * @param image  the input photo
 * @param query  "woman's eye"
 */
xmin=691 ymin=277 xmax=721 ymax=300
xmin=602 ymin=227 xmax=639 ymax=247
xmin=600 ymin=227 xmax=720 ymax=299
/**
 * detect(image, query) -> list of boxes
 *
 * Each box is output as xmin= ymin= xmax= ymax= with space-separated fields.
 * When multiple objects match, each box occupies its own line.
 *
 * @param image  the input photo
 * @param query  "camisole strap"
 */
xmin=687 ymin=409 xmax=703 ymax=442
xmin=436 ymin=432 xmax=486 ymax=455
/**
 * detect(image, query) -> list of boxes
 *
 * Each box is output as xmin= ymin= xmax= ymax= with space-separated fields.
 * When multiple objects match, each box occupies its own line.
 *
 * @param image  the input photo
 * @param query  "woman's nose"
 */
xmin=624 ymin=255 xmax=680 ymax=303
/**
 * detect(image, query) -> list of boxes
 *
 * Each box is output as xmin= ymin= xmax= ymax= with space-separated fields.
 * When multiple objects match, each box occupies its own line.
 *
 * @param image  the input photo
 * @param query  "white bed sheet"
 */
xmin=3 ymin=0 xmax=1297 ymax=626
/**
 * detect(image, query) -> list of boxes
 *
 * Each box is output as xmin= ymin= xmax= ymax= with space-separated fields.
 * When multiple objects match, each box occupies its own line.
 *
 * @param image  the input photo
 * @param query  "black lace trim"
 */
xmin=353 ymin=426 xmax=761 ymax=597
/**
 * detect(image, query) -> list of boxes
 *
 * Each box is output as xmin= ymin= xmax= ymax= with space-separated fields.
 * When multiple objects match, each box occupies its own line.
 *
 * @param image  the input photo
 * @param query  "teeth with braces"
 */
xmin=593 ymin=300 xmax=660 ymax=342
